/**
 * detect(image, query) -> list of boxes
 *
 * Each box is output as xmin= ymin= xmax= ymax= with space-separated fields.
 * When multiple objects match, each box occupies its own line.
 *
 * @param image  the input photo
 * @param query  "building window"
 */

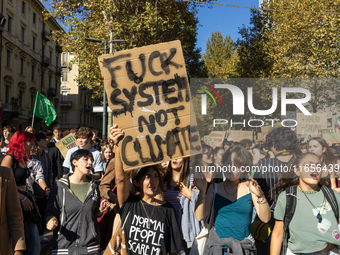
xmin=7 ymin=15 xmax=12 ymax=33
xmin=22 ymin=1 xmax=25 ymax=14
xmin=62 ymin=68 xmax=69 ymax=82
xmin=6 ymin=50 xmax=11 ymax=68
xmin=56 ymin=56 xmax=59 ymax=67
xmin=62 ymin=91 xmax=68 ymax=101
xmin=49 ymin=76 xmax=52 ymax=89
xmin=32 ymin=36 xmax=36 ymax=51
xmin=21 ymin=26 xmax=25 ymax=43
xmin=55 ymin=80 xmax=58 ymax=94
xmin=33 ymin=13 xmax=36 ymax=24
xmin=20 ymin=58 xmax=24 ymax=75
xmin=80 ymin=92 xmax=82 ymax=103
xmin=5 ymin=86 xmax=10 ymax=104
xmin=50 ymin=51 xmax=53 ymax=63
xmin=19 ymin=91 xmax=23 ymax=108
xmin=62 ymin=53 xmax=68 ymax=64
xmin=31 ymin=65 xmax=35 ymax=81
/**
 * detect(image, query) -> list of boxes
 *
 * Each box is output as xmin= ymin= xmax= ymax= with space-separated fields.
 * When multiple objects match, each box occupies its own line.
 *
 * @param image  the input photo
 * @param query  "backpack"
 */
xmin=281 ymin=185 xmax=339 ymax=255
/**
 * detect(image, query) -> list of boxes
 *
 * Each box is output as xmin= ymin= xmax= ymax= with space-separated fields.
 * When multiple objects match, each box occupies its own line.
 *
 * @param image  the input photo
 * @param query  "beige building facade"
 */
xmin=60 ymin=52 xmax=102 ymax=132
xmin=0 ymin=0 xmax=63 ymax=131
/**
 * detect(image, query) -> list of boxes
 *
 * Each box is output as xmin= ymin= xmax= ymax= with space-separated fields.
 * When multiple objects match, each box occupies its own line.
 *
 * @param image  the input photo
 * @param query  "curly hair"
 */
xmin=266 ymin=127 xmax=298 ymax=152
xmin=7 ymin=131 xmax=35 ymax=164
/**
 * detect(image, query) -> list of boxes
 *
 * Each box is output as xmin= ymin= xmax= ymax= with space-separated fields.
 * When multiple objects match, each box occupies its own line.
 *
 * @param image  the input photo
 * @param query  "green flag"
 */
xmin=33 ymin=91 xmax=57 ymax=126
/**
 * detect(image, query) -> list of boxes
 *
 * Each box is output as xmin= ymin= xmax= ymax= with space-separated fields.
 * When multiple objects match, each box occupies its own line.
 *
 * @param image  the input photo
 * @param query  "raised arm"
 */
xmin=110 ymin=125 xmax=129 ymax=207
xmin=194 ymin=175 xmax=214 ymax=222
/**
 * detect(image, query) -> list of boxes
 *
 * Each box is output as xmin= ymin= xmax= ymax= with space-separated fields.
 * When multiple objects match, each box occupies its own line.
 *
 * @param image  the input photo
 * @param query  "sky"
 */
xmin=195 ymin=0 xmax=259 ymax=54
xmin=43 ymin=0 xmax=259 ymax=54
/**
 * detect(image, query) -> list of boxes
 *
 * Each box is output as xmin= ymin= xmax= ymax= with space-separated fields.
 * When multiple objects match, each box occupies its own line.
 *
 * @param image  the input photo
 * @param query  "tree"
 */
xmin=45 ymin=0 xmax=209 ymax=101
xmin=262 ymin=0 xmax=340 ymax=112
xmin=236 ymin=9 xmax=273 ymax=78
xmin=203 ymin=32 xmax=238 ymax=78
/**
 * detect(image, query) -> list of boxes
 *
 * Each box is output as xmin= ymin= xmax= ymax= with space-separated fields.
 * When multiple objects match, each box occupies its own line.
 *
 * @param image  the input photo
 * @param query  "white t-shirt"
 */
xmin=62 ymin=146 xmax=104 ymax=174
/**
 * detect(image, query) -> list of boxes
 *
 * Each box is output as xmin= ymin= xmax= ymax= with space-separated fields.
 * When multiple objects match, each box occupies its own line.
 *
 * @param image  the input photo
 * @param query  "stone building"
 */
xmin=60 ymin=52 xmax=103 ymax=132
xmin=0 ymin=0 xmax=63 ymax=130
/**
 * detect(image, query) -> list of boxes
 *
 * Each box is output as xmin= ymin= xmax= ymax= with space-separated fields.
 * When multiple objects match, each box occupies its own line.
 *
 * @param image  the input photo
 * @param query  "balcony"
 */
xmin=56 ymin=45 xmax=63 ymax=53
xmin=48 ymin=88 xmax=57 ymax=98
xmin=42 ymin=31 xmax=51 ymax=41
xmin=55 ymin=67 xmax=62 ymax=76
xmin=60 ymin=101 xmax=72 ymax=107
xmin=42 ymin=56 xmax=50 ymax=67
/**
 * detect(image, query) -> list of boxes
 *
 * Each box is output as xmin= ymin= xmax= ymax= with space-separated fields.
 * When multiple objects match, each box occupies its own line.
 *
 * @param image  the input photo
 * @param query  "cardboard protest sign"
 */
xmin=55 ymin=134 xmax=79 ymax=158
xmin=317 ymin=129 xmax=340 ymax=145
xmin=207 ymin=131 xmax=226 ymax=148
xmin=98 ymin=40 xmax=201 ymax=170
xmin=296 ymin=113 xmax=327 ymax=135
xmin=227 ymin=130 xmax=253 ymax=142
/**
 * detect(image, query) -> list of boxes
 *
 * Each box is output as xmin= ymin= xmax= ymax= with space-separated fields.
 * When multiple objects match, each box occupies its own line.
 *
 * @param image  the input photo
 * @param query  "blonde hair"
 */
xmin=25 ymin=126 xmax=35 ymax=133
xmin=101 ymin=144 xmax=114 ymax=163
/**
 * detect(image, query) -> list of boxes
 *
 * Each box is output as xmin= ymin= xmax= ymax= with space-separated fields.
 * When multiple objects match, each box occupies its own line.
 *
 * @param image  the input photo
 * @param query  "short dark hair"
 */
xmin=70 ymin=149 xmax=93 ymax=171
xmin=52 ymin=124 xmax=61 ymax=131
xmin=266 ymin=127 xmax=298 ymax=152
xmin=34 ymin=133 xmax=46 ymax=142
xmin=39 ymin=130 xmax=53 ymax=137
xmin=3 ymin=125 xmax=16 ymax=134
xmin=132 ymin=165 xmax=162 ymax=192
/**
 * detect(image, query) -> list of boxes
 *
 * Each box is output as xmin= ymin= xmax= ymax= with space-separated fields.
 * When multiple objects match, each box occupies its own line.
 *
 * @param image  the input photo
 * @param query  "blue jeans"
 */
xmin=24 ymin=221 xmax=41 ymax=255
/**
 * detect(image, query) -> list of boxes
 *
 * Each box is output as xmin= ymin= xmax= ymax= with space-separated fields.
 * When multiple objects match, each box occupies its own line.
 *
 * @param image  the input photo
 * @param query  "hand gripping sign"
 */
xmin=98 ymin=40 xmax=201 ymax=170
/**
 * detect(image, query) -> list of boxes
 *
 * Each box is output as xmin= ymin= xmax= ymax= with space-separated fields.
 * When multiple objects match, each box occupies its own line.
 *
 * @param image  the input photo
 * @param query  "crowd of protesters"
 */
xmin=2 ymin=124 xmax=340 ymax=255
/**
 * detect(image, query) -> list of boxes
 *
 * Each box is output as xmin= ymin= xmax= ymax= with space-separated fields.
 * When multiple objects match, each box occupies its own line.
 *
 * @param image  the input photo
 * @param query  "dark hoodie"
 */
xmin=45 ymin=174 xmax=101 ymax=255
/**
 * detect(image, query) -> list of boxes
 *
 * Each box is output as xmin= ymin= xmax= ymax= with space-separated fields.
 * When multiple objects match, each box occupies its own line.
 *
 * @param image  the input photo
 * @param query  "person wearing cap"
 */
xmin=110 ymin=124 xmax=185 ymax=255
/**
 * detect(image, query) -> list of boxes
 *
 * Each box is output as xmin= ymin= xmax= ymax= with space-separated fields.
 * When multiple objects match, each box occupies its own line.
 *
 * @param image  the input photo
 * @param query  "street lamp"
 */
xmin=84 ymin=37 xmax=126 ymax=140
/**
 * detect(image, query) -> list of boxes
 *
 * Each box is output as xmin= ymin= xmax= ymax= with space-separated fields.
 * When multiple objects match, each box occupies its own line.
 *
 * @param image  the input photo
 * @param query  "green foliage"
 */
xmin=46 ymin=0 xmax=210 ymax=101
xmin=203 ymin=32 xmax=238 ymax=78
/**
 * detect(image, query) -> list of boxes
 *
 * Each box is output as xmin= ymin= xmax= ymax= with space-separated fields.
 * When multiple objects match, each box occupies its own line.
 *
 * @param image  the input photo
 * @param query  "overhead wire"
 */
xmin=181 ymin=0 xmax=340 ymax=15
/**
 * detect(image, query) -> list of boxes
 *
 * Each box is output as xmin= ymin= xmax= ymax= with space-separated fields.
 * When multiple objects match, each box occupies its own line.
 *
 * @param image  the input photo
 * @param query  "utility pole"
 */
xmin=107 ymin=31 xmax=113 ymax=135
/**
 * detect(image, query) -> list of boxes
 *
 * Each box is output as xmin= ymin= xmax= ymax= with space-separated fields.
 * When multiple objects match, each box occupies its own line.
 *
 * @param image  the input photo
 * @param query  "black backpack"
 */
xmin=281 ymin=185 xmax=339 ymax=255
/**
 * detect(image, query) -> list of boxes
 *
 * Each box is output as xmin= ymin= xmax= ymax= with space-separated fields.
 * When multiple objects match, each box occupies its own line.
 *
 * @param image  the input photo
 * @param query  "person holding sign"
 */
xmin=45 ymin=149 xmax=110 ymax=255
xmin=63 ymin=127 xmax=103 ymax=179
xmin=111 ymin=124 xmax=185 ymax=255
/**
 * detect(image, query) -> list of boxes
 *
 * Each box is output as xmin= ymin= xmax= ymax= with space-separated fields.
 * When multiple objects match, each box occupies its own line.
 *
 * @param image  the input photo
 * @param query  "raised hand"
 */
xmin=109 ymin=124 xmax=125 ymax=146
xmin=245 ymin=173 xmax=263 ymax=197
xmin=194 ymin=173 xmax=208 ymax=192
xmin=179 ymin=182 xmax=192 ymax=200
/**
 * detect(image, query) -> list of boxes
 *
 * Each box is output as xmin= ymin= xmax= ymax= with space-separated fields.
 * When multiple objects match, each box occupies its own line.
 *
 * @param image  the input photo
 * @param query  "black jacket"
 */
xmin=48 ymin=143 xmax=64 ymax=180
xmin=45 ymin=174 xmax=101 ymax=255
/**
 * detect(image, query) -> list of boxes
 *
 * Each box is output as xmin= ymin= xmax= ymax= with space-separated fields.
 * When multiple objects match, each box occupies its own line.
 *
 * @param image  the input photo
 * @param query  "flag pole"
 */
xmin=31 ymin=91 xmax=38 ymax=127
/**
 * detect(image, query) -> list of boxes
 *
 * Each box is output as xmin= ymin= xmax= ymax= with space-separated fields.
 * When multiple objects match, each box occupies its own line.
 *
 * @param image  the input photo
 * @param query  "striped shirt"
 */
xmin=254 ymin=155 xmax=296 ymax=209
xmin=164 ymin=174 xmax=194 ymax=222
